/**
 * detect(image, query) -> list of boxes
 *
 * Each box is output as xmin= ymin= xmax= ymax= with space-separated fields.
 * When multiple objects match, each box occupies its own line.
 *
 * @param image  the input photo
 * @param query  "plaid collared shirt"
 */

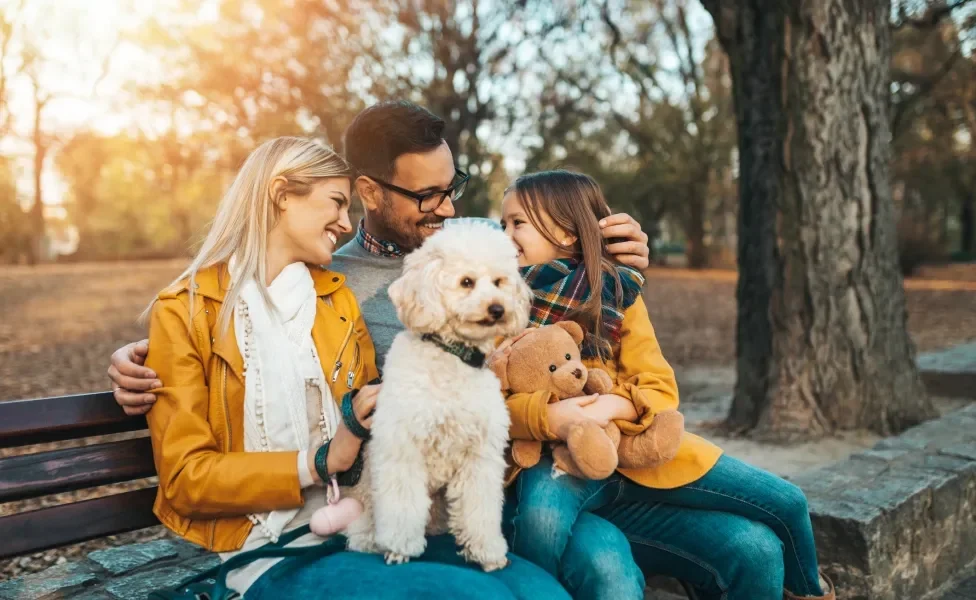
xmin=354 ymin=220 xmax=405 ymax=258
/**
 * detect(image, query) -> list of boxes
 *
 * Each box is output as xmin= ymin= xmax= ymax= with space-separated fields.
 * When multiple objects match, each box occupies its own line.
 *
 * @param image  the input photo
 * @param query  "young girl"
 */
xmin=499 ymin=170 xmax=835 ymax=600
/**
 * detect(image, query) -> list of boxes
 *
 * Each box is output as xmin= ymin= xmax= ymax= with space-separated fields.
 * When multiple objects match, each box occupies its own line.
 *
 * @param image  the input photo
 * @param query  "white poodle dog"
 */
xmin=344 ymin=221 xmax=531 ymax=571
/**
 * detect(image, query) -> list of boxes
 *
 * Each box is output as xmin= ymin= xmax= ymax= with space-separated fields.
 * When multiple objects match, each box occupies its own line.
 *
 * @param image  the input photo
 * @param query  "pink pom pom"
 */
xmin=309 ymin=497 xmax=363 ymax=536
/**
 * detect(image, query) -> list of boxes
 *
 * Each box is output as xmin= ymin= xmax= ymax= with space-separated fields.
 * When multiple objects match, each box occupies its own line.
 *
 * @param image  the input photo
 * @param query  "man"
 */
xmin=109 ymin=101 xmax=649 ymax=598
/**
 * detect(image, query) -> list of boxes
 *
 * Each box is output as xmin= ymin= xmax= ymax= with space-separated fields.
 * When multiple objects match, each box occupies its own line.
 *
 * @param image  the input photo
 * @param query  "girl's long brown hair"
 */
xmin=510 ymin=170 xmax=623 ymax=357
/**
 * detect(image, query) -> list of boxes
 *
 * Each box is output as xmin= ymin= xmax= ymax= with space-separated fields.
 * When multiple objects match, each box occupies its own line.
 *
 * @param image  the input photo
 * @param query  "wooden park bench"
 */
xmin=0 ymin=391 xmax=158 ymax=562
xmin=0 ymin=391 xmax=699 ymax=599
xmin=4 ymin=335 xmax=975 ymax=598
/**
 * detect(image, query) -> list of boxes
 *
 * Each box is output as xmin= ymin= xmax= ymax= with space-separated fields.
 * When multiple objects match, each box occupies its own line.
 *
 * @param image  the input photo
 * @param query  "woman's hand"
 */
xmin=546 ymin=394 xmax=606 ymax=440
xmin=308 ymin=385 xmax=380 ymax=482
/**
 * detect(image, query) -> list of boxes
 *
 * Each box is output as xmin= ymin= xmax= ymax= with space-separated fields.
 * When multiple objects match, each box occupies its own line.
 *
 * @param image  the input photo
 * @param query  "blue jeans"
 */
xmin=502 ymin=499 xmax=645 ymax=600
xmin=246 ymin=533 xmax=572 ymax=599
xmin=511 ymin=454 xmax=825 ymax=600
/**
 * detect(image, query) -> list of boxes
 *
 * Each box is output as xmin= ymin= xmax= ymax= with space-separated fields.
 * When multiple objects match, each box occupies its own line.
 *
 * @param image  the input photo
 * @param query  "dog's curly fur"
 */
xmin=344 ymin=222 xmax=532 ymax=571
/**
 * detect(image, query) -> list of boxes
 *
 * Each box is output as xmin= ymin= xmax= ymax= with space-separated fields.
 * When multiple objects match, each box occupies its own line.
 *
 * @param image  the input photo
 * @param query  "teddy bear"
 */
xmin=490 ymin=321 xmax=685 ymax=480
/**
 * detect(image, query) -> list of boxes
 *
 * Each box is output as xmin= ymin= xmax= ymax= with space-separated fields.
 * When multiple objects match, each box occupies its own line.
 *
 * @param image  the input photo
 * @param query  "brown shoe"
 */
xmin=784 ymin=572 xmax=835 ymax=600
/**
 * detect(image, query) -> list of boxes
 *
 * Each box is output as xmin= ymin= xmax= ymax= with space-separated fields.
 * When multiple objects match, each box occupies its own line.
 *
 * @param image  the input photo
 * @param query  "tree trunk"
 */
xmin=686 ymin=187 xmax=709 ymax=269
xmin=702 ymin=0 xmax=935 ymax=440
xmin=27 ymin=94 xmax=48 ymax=266
xmin=28 ymin=141 xmax=46 ymax=265
xmin=961 ymin=193 xmax=975 ymax=256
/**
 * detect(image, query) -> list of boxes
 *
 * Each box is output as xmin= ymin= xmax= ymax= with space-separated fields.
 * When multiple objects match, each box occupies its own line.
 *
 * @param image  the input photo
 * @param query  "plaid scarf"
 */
xmin=520 ymin=259 xmax=645 ymax=359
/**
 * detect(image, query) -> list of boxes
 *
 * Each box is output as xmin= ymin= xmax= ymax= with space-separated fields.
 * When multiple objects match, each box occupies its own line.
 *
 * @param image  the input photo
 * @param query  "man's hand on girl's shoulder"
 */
xmin=601 ymin=213 xmax=650 ymax=271
xmin=108 ymin=339 xmax=160 ymax=416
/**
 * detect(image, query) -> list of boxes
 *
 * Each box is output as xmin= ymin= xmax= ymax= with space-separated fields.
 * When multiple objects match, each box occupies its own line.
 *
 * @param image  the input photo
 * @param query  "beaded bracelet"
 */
xmin=313 ymin=439 xmax=332 ymax=483
xmin=341 ymin=390 xmax=372 ymax=441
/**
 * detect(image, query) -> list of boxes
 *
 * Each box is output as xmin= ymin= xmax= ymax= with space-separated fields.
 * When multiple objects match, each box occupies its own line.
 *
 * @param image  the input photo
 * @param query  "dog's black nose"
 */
xmin=487 ymin=304 xmax=505 ymax=320
xmin=572 ymin=368 xmax=583 ymax=379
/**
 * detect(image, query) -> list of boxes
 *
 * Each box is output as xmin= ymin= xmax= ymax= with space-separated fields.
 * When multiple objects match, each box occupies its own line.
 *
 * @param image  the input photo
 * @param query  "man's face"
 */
xmin=370 ymin=141 xmax=458 ymax=251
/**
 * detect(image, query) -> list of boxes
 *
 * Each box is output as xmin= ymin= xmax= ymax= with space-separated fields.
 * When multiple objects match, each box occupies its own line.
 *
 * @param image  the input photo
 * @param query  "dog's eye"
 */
xmin=494 ymin=277 xmax=505 ymax=287
xmin=461 ymin=277 xmax=474 ymax=288
xmin=565 ymin=353 xmax=571 ymax=360
xmin=549 ymin=364 xmax=556 ymax=372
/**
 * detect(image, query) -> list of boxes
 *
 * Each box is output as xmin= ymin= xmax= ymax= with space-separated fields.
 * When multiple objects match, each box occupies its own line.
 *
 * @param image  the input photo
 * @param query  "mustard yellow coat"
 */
xmin=144 ymin=264 xmax=379 ymax=552
xmin=504 ymin=296 xmax=723 ymax=489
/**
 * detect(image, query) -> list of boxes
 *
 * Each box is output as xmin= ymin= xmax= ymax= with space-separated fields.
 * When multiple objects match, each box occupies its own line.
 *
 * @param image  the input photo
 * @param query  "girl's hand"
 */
xmin=547 ymin=394 xmax=606 ymax=440
xmin=489 ymin=328 xmax=535 ymax=365
xmin=581 ymin=394 xmax=639 ymax=424
xmin=307 ymin=385 xmax=381 ymax=481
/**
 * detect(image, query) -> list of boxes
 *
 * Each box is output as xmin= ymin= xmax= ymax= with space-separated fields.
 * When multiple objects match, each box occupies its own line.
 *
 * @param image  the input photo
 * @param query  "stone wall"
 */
xmin=0 ymin=540 xmax=217 ymax=600
xmin=2 ymin=398 xmax=974 ymax=600
xmin=793 ymin=403 xmax=976 ymax=600
xmin=918 ymin=342 xmax=976 ymax=399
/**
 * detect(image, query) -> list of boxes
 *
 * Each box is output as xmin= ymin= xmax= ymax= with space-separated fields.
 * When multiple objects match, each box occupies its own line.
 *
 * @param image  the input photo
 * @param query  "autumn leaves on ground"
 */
xmin=1 ymin=258 xmax=975 ymax=579
xmin=2 ymin=259 xmax=975 ymax=403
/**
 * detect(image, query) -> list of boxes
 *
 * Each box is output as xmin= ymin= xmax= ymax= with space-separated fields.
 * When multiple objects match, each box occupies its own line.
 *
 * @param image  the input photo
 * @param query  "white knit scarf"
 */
xmin=233 ymin=261 xmax=331 ymax=541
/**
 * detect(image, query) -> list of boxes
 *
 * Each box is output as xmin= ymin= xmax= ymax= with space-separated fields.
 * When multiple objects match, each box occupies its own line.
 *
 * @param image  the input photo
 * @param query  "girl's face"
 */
xmin=500 ymin=191 xmax=575 ymax=267
xmin=275 ymin=177 xmax=353 ymax=266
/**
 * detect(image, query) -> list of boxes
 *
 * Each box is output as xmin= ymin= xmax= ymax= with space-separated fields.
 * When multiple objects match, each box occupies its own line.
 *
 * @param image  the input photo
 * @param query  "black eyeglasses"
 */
xmin=369 ymin=169 xmax=470 ymax=213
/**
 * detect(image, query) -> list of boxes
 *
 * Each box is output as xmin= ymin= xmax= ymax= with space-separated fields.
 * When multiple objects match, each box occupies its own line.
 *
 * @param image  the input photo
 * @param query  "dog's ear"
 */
xmin=555 ymin=321 xmax=585 ymax=346
xmin=388 ymin=250 xmax=448 ymax=332
xmin=505 ymin=276 xmax=534 ymax=337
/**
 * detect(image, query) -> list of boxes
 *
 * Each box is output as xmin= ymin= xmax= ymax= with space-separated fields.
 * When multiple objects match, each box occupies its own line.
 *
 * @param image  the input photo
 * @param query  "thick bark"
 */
xmin=702 ymin=0 xmax=936 ymax=440
xmin=961 ymin=194 xmax=975 ymax=255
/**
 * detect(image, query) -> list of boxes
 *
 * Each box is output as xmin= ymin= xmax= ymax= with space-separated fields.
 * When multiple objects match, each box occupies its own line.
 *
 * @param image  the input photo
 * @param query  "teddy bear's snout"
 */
xmin=551 ymin=362 xmax=587 ymax=396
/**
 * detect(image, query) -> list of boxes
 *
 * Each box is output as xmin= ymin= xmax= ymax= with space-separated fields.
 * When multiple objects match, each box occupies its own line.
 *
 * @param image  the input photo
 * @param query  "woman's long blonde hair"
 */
xmin=147 ymin=136 xmax=352 ymax=334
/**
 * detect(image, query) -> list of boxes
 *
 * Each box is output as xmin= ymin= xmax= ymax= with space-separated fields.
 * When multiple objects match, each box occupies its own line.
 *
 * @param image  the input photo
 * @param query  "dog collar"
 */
xmin=421 ymin=333 xmax=487 ymax=369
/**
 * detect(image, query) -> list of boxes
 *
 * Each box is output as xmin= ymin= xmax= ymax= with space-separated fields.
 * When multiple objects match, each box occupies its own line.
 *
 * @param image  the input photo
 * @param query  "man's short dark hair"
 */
xmin=343 ymin=101 xmax=446 ymax=180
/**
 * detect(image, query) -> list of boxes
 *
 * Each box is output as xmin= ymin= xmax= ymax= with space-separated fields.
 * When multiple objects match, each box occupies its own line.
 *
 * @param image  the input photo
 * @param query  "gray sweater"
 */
xmin=330 ymin=217 xmax=498 ymax=369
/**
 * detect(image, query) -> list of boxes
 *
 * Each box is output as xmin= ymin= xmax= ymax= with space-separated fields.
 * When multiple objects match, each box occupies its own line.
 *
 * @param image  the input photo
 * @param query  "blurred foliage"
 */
xmin=0 ymin=0 xmax=972 ymax=267
xmin=0 ymin=157 xmax=29 ymax=262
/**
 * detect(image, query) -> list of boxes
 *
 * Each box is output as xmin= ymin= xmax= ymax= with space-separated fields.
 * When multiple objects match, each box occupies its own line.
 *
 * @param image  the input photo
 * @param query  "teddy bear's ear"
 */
xmin=555 ymin=321 xmax=585 ymax=346
xmin=489 ymin=348 xmax=511 ymax=391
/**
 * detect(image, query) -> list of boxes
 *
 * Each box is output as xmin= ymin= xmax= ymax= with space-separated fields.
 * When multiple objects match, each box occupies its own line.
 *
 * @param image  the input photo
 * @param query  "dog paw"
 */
xmin=480 ymin=556 xmax=510 ymax=572
xmin=460 ymin=536 xmax=510 ymax=572
xmin=379 ymin=534 xmax=426 ymax=563
xmin=347 ymin=536 xmax=380 ymax=555
xmin=384 ymin=551 xmax=411 ymax=565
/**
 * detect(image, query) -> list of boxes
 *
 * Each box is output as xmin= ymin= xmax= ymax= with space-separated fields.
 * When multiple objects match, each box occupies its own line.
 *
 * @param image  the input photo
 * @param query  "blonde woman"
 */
xmin=144 ymin=136 xmax=568 ymax=600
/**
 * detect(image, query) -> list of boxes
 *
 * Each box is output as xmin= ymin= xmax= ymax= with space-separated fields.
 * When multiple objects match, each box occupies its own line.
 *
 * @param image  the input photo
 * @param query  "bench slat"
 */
xmin=0 ymin=487 xmax=160 ymax=560
xmin=0 ymin=392 xmax=147 ymax=449
xmin=0 ymin=437 xmax=157 ymax=503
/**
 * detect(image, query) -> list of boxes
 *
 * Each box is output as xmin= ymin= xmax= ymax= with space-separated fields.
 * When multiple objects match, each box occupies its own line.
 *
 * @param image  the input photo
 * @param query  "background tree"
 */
xmin=0 ymin=156 xmax=27 ymax=263
xmin=0 ymin=0 xmax=28 ymax=263
xmin=700 ymin=0 xmax=937 ymax=440
xmin=891 ymin=3 xmax=976 ymax=267
xmin=519 ymin=0 xmax=736 ymax=266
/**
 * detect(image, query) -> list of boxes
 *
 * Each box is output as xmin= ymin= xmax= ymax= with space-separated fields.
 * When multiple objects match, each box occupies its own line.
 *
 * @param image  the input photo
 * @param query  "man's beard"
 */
xmin=375 ymin=197 xmax=446 ymax=252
